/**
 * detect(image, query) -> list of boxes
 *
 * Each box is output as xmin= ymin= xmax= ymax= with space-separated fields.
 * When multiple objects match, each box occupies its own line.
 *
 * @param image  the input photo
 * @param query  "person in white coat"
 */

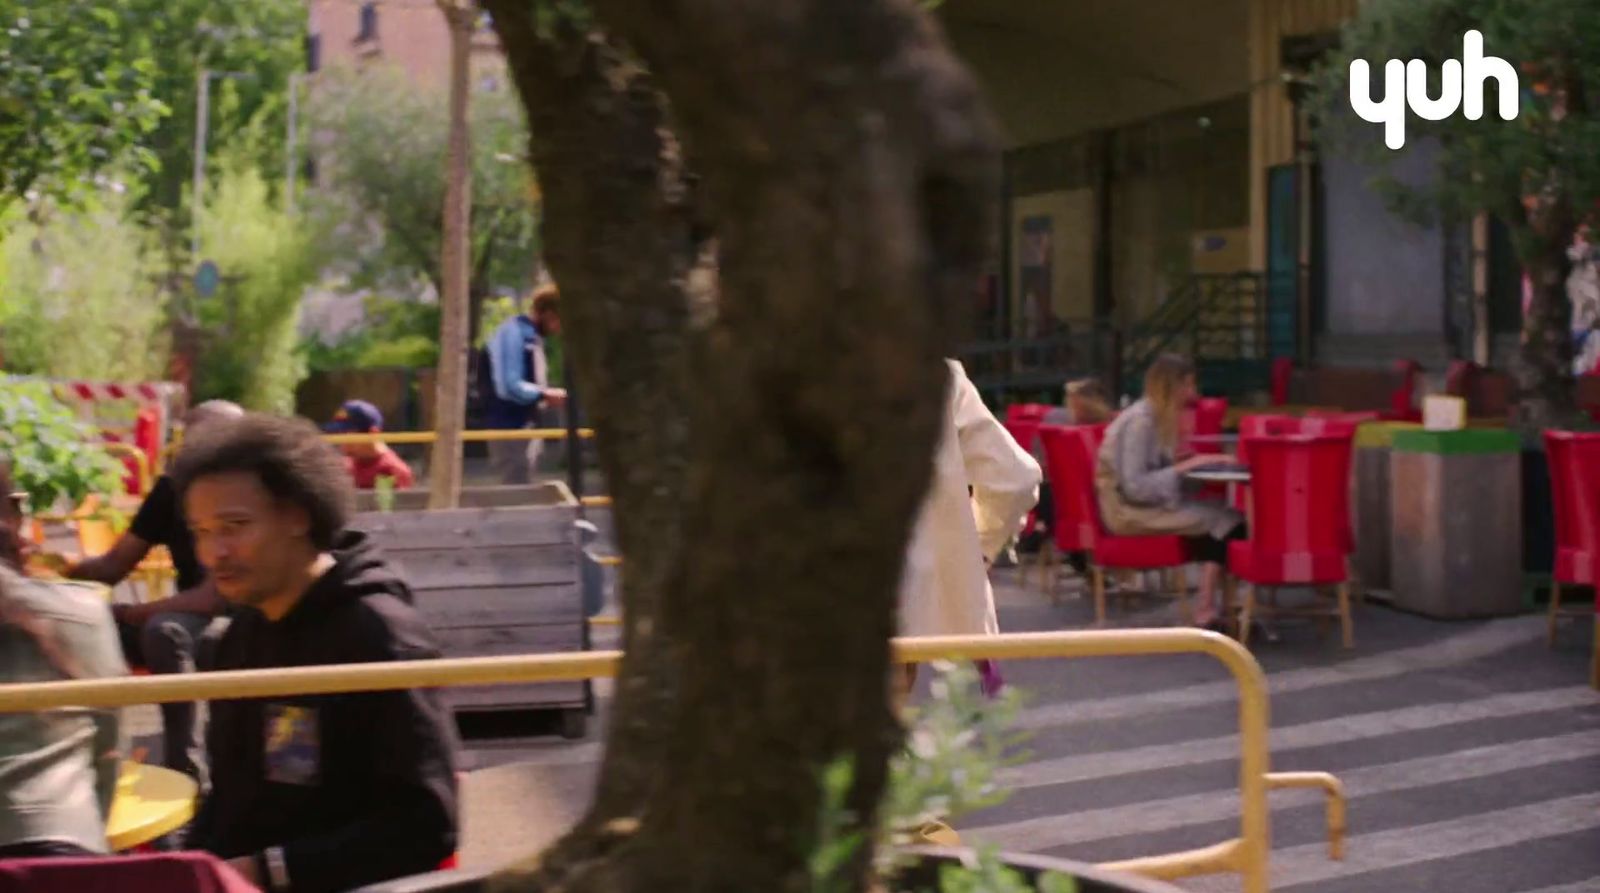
xmin=897 ymin=359 xmax=1042 ymax=696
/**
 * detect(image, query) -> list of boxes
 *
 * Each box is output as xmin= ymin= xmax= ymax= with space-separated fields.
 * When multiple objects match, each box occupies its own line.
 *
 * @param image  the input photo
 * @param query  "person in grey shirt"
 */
xmin=0 ymin=468 xmax=128 ymax=857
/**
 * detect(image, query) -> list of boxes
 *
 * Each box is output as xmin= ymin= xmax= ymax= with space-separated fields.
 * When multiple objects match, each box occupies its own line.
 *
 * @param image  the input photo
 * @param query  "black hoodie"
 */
xmin=189 ymin=530 xmax=460 ymax=893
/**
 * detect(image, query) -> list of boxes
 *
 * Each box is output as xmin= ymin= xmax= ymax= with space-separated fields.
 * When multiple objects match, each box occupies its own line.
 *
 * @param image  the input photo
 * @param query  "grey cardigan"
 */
xmin=0 ymin=567 xmax=127 ymax=853
xmin=1095 ymin=399 xmax=1239 ymax=539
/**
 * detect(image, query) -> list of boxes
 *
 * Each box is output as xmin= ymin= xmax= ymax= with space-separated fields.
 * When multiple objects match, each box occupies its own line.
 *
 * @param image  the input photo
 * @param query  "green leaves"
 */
xmin=304 ymin=63 xmax=540 ymax=303
xmin=1314 ymin=0 xmax=1600 ymax=223
xmin=0 ymin=0 xmax=167 ymax=206
xmin=810 ymin=663 xmax=1074 ymax=893
xmin=191 ymin=156 xmax=313 ymax=412
xmin=0 ymin=378 xmax=121 ymax=514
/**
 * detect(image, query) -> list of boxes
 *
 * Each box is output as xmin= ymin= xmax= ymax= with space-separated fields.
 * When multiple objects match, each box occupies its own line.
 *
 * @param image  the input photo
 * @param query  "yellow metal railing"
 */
xmin=101 ymin=442 xmax=153 ymax=498
xmin=321 ymin=428 xmax=595 ymax=446
xmin=0 ymin=630 xmax=1344 ymax=892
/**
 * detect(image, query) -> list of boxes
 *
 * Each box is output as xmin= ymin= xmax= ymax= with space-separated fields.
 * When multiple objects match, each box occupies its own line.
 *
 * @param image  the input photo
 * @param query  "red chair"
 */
xmin=1543 ymin=430 xmax=1600 ymax=688
xmin=1004 ymin=403 xmax=1053 ymax=426
xmin=1181 ymin=398 xmax=1229 ymax=455
xmin=1002 ymin=417 xmax=1046 ymax=583
xmin=1052 ymin=423 xmax=1192 ymax=624
xmin=1380 ymin=359 xmax=1423 ymax=422
xmin=1270 ymin=358 xmax=1294 ymax=406
xmin=1227 ymin=432 xmax=1357 ymax=647
xmin=1230 ymin=415 xmax=1302 ymax=512
xmin=1036 ymin=425 xmax=1099 ymax=600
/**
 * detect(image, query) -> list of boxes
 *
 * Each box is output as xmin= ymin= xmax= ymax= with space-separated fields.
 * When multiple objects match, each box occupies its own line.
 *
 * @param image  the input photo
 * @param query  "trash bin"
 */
xmin=1351 ymin=421 xmax=1421 ymax=594
xmin=1389 ymin=428 xmax=1523 ymax=618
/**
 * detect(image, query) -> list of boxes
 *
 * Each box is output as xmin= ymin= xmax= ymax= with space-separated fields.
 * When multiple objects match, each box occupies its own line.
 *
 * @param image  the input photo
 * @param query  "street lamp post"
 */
xmin=190 ymin=68 xmax=257 ymax=260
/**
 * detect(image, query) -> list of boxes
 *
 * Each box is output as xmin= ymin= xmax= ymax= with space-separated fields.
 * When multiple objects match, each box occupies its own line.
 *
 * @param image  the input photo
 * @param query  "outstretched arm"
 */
xmin=949 ymin=362 xmax=1041 ymax=562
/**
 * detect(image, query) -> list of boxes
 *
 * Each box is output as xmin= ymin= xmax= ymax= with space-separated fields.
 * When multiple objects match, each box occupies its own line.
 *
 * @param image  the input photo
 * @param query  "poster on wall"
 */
xmin=1019 ymin=215 xmax=1054 ymax=341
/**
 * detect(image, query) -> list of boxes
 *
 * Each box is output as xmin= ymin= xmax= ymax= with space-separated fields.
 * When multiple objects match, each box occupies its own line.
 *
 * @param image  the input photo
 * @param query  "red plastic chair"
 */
xmin=1036 ymin=425 xmax=1098 ymax=600
xmin=1270 ymin=358 xmax=1294 ymax=406
xmin=1380 ymin=359 xmax=1423 ymax=422
xmin=1543 ymin=430 xmax=1600 ymax=687
xmin=1230 ymin=415 xmax=1303 ymax=512
xmin=1181 ymin=398 xmax=1229 ymax=455
xmin=1053 ymin=423 xmax=1192 ymax=624
xmin=1227 ymin=432 xmax=1357 ymax=647
xmin=1002 ymin=417 xmax=1045 ymax=570
xmin=1004 ymin=403 xmax=1053 ymax=426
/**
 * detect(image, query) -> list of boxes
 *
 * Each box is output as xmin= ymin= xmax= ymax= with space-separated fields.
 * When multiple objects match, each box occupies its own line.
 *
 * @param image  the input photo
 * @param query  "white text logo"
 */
xmin=1349 ymin=30 xmax=1518 ymax=150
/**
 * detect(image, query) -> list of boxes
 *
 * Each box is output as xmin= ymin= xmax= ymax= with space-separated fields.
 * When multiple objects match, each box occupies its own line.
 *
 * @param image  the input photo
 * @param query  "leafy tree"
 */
xmin=0 ymin=0 xmax=167 ymax=207
xmin=0 ymin=188 xmax=171 ymax=382
xmin=1314 ymin=0 xmax=1600 ymax=429
xmin=305 ymin=63 xmax=539 ymax=342
xmin=301 ymin=294 xmax=442 ymax=372
xmin=129 ymin=0 xmax=305 ymax=217
xmin=190 ymin=156 xmax=314 ymax=412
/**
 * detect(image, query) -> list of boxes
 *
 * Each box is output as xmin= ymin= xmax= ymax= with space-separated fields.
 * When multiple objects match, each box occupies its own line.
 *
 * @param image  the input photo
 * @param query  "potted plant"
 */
xmin=0 ymin=378 xmax=123 ymax=524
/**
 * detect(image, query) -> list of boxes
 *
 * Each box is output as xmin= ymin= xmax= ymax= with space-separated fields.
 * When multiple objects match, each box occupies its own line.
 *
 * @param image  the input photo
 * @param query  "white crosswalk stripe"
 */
xmin=967 ymin=728 xmax=1600 ymax=852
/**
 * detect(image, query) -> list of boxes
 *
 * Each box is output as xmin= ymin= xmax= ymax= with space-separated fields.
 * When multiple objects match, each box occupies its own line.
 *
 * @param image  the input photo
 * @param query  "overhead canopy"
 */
xmin=938 ymin=0 xmax=1251 ymax=148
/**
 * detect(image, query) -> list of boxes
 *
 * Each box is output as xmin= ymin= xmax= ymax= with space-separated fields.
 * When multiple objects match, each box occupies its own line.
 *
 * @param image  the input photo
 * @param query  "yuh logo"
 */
xmin=1349 ymin=30 xmax=1519 ymax=150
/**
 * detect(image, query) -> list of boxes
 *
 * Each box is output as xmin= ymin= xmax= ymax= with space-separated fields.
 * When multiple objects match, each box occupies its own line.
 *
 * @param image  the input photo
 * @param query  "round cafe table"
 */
xmin=107 ymin=763 xmax=198 ymax=851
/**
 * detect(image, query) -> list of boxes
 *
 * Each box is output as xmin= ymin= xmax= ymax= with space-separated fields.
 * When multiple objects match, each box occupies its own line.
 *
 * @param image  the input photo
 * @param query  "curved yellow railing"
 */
xmin=0 ymin=629 xmax=1343 ymax=893
xmin=101 ymin=442 xmax=153 ymax=497
xmin=322 ymin=428 xmax=595 ymax=446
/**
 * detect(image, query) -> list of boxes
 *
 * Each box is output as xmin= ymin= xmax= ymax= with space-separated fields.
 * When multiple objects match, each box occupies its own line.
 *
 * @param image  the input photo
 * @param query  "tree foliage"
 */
xmin=0 ymin=0 xmax=167 ymax=207
xmin=191 ymin=157 xmax=314 ymax=412
xmin=305 ymin=63 xmax=539 ymax=304
xmin=1315 ymin=0 xmax=1600 ymax=226
xmin=0 ymin=190 xmax=172 ymax=382
xmin=1314 ymin=0 xmax=1600 ymax=425
xmin=132 ymin=0 xmax=305 ymax=216
xmin=0 ymin=377 xmax=122 ymax=515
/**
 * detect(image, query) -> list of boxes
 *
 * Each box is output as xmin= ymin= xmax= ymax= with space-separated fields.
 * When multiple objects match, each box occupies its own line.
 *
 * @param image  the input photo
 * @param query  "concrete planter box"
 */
xmin=1389 ymin=429 xmax=1523 ymax=618
xmin=1350 ymin=421 xmax=1421 ymax=595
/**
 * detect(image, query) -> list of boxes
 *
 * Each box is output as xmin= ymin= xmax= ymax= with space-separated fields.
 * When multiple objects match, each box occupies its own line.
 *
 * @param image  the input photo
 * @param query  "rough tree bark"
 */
xmin=488 ymin=0 xmax=999 ymax=889
xmin=427 ymin=0 xmax=475 ymax=509
xmin=483 ymin=4 xmax=700 ymax=878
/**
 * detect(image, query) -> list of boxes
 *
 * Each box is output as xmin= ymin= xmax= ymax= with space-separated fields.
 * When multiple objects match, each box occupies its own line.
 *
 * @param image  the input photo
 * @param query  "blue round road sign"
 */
xmin=194 ymin=260 xmax=220 ymax=298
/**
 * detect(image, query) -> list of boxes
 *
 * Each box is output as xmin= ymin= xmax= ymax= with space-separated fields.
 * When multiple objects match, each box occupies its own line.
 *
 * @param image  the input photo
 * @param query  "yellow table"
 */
xmin=107 ymin=762 xmax=198 ymax=851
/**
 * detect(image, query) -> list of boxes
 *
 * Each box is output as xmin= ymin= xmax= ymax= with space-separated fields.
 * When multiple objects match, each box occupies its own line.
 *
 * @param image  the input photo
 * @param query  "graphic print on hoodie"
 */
xmin=187 ymin=530 xmax=460 ymax=893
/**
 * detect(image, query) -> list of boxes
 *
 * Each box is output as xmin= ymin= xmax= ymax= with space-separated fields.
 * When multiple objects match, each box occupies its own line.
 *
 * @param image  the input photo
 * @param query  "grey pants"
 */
xmin=117 ymin=612 xmax=231 ymax=790
xmin=488 ymin=433 xmax=535 ymax=485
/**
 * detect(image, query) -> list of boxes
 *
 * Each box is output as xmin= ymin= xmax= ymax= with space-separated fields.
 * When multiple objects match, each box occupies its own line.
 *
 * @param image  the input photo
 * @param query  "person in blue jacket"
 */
xmin=480 ymin=284 xmax=566 ymax=484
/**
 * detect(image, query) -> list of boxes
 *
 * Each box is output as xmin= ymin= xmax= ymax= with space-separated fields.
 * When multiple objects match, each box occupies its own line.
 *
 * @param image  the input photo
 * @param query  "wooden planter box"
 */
xmin=350 ymin=499 xmax=592 ymax=739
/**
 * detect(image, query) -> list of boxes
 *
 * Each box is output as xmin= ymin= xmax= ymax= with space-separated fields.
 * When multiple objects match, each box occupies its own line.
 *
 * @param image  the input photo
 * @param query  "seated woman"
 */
xmin=0 ymin=463 xmax=128 ymax=858
xmin=1096 ymin=355 xmax=1244 ymax=628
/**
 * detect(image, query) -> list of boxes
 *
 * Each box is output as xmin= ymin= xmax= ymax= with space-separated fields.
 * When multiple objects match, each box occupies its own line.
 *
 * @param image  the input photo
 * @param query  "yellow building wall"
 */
xmin=1248 ymin=0 xmax=1360 ymax=268
xmin=1011 ymin=190 xmax=1097 ymax=330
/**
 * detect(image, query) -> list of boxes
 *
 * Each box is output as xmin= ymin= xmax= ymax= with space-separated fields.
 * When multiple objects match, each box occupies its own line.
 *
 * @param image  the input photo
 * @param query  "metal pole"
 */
xmin=286 ymin=72 xmax=300 ymax=215
xmin=192 ymin=69 xmax=211 ymax=259
xmin=563 ymin=350 xmax=584 ymax=514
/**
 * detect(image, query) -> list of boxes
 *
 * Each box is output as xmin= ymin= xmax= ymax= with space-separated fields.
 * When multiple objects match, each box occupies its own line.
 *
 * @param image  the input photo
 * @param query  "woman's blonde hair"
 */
xmin=1143 ymin=354 xmax=1196 ymax=452
xmin=1064 ymin=378 xmax=1113 ymax=423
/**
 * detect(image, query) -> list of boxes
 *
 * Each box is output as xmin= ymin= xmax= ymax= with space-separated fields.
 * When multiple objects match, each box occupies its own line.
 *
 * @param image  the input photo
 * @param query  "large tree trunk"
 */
xmin=427 ymin=0 xmax=474 ymax=508
xmin=482 ymin=7 xmax=701 ymax=879
xmin=488 ymin=0 xmax=998 ymax=889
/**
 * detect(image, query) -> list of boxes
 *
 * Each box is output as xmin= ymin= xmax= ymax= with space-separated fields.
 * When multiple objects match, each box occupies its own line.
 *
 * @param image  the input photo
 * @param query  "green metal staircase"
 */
xmin=1120 ymin=272 xmax=1284 ymax=399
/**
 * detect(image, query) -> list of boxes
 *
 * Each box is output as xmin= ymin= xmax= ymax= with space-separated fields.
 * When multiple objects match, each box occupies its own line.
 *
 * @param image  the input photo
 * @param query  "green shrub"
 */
xmin=0 ymin=378 xmax=122 ymax=515
xmin=0 ymin=190 xmax=171 ymax=382
xmin=191 ymin=158 xmax=312 ymax=412
xmin=809 ymin=663 xmax=1077 ymax=893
